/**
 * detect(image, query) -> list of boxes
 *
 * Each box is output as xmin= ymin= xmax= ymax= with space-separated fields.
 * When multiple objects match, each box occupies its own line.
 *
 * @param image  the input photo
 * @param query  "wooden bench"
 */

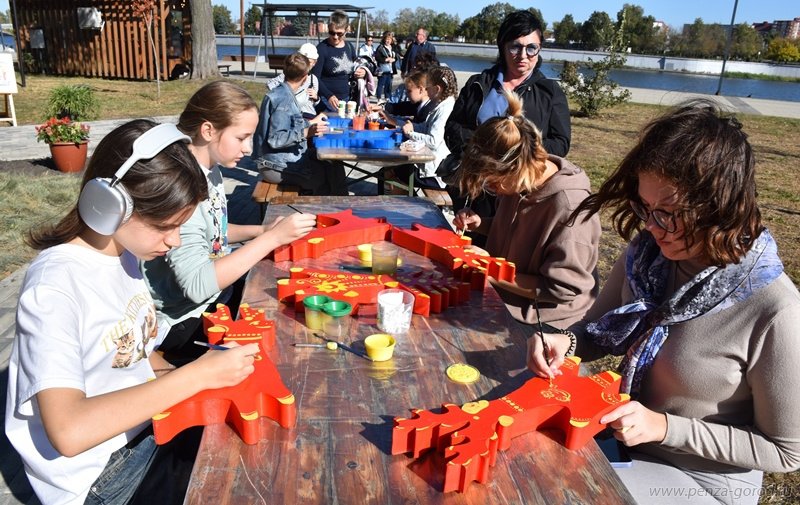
xmin=218 ymin=64 xmax=231 ymax=76
xmin=252 ymin=181 xmax=301 ymax=220
xmin=422 ymin=188 xmax=453 ymax=208
xmin=267 ymin=54 xmax=286 ymax=73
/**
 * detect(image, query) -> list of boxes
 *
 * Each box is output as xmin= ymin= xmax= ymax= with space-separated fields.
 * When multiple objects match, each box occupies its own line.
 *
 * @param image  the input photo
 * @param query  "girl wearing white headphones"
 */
xmin=6 ymin=120 xmax=261 ymax=504
xmin=141 ymin=81 xmax=316 ymax=364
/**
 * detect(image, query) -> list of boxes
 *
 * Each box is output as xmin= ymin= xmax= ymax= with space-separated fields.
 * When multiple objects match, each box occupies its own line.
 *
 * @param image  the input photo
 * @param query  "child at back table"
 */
xmin=382 ymin=66 xmax=458 ymax=190
xmin=5 ymin=120 xmax=261 ymax=505
xmin=141 ymin=81 xmax=316 ymax=364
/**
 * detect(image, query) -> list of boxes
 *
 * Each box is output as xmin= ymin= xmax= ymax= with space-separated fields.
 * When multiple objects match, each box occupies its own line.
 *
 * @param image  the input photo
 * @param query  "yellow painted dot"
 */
xmin=446 ymin=363 xmax=480 ymax=384
xmin=308 ymin=237 xmax=324 ymax=244
xmin=326 ymin=341 xmax=338 ymax=350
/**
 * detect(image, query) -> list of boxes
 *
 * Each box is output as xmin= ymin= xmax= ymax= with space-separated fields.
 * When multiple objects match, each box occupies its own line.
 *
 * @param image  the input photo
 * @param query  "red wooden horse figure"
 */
xmin=152 ymin=304 xmax=295 ymax=445
xmin=391 ymin=357 xmax=630 ymax=493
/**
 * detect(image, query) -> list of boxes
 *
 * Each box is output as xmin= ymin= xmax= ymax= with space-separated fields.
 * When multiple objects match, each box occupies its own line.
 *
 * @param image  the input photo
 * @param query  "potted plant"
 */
xmin=35 ymin=117 xmax=91 ymax=173
xmin=44 ymin=84 xmax=99 ymax=121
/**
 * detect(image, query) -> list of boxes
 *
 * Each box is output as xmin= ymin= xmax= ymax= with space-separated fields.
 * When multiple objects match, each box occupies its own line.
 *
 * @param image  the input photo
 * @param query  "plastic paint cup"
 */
xmin=368 ymin=121 xmax=380 ymax=130
xmin=337 ymin=101 xmax=346 ymax=116
xmin=371 ymin=242 xmax=399 ymax=275
xmin=352 ymin=115 xmax=366 ymax=130
xmin=321 ymin=300 xmax=353 ymax=338
xmin=364 ymin=333 xmax=396 ymax=361
xmin=346 ymin=100 xmax=357 ymax=118
xmin=377 ymin=289 xmax=415 ymax=334
xmin=357 ymin=243 xmax=372 ymax=267
xmin=303 ymin=295 xmax=331 ymax=330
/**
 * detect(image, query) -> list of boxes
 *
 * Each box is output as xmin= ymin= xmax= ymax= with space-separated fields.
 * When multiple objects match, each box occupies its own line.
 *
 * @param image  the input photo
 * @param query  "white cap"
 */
xmin=298 ymin=43 xmax=319 ymax=60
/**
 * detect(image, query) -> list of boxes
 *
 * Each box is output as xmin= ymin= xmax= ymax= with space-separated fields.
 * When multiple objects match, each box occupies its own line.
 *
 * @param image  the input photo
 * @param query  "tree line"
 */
xmin=211 ymin=2 xmax=800 ymax=63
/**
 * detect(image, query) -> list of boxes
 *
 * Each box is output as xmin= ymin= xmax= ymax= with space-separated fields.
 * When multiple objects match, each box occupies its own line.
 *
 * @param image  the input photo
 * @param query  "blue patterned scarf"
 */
xmin=585 ymin=228 xmax=783 ymax=397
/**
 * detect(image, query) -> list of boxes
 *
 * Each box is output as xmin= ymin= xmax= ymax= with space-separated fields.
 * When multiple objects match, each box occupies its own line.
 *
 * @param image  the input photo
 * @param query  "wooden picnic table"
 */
xmin=315 ymin=120 xmax=435 ymax=196
xmin=185 ymin=196 xmax=635 ymax=504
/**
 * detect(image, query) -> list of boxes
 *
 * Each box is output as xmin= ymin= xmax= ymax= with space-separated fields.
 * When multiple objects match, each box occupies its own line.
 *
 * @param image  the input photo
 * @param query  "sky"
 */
xmin=0 ymin=1 xmax=796 ymax=31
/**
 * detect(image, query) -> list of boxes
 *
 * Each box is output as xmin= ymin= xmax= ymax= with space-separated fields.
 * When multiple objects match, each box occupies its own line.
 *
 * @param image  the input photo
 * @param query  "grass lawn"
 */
xmin=1 ymin=75 xmax=799 ymax=502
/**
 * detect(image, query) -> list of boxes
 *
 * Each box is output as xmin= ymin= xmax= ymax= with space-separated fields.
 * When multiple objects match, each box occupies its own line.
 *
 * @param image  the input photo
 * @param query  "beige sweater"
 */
xmin=486 ymin=155 xmax=601 ymax=327
xmin=575 ymin=252 xmax=800 ymax=473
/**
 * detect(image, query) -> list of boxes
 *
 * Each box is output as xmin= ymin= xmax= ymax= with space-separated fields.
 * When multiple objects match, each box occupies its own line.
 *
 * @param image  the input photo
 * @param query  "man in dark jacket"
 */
xmin=401 ymin=27 xmax=436 ymax=77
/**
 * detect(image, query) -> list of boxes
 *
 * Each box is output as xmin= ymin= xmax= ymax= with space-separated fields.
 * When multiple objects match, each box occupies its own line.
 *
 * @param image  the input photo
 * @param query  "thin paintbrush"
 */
xmin=533 ymin=299 xmax=553 ymax=385
xmin=286 ymin=204 xmax=303 ymax=214
xmin=455 ymin=195 xmax=471 ymax=237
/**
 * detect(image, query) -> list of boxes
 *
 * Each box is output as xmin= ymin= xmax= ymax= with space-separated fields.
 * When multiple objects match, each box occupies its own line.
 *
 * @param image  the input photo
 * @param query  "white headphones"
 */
xmin=78 ymin=123 xmax=191 ymax=235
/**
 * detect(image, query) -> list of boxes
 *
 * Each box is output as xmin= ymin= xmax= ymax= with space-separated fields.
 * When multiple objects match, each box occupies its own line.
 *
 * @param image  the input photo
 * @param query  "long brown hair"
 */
xmin=27 ymin=119 xmax=208 ymax=250
xmin=572 ymin=99 xmax=761 ymax=266
xmin=458 ymin=89 xmax=548 ymax=199
xmin=178 ymin=81 xmax=258 ymax=141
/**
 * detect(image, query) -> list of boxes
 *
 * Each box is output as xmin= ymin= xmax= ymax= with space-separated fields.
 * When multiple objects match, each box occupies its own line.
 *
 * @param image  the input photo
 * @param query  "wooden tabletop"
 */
xmin=186 ymin=196 xmax=635 ymax=505
xmin=316 ymin=145 xmax=435 ymax=164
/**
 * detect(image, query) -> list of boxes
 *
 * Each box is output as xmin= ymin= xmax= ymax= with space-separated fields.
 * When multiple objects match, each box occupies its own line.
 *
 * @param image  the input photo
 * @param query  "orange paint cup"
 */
xmin=368 ymin=121 xmax=380 ymax=130
xmin=352 ymin=115 xmax=366 ymax=130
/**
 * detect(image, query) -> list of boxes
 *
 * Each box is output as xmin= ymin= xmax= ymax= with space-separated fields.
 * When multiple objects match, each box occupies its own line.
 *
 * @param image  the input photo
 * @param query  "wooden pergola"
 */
xmin=252 ymin=3 xmax=371 ymax=60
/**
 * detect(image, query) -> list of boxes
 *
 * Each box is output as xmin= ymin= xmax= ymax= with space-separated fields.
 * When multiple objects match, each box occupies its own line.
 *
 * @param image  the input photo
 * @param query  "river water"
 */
xmin=217 ymin=46 xmax=800 ymax=103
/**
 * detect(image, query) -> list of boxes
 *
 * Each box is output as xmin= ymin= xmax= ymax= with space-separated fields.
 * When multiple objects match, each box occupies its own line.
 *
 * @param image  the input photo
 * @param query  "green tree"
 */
xmin=766 ymin=37 xmax=800 ymax=63
xmin=616 ymin=4 xmax=663 ymax=54
xmin=553 ymin=14 xmax=579 ymax=47
xmin=560 ymin=13 xmax=631 ymax=117
xmin=731 ymin=23 xmax=761 ymax=60
xmin=393 ymin=8 xmax=415 ymax=39
xmin=457 ymin=16 xmax=481 ymax=43
xmin=579 ymin=11 xmax=613 ymax=50
xmin=244 ymin=5 xmax=262 ymax=35
xmin=430 ymin=12 xmax=460 ymax=40
xmin=476 ymin=2 xmax=517 ymax=43
xmin=0 ymin=9 xmax=9 ymax=24
xmin=212 ymin=4 xmax=235 ymax=34
xmin=291 ymin=10 xmax=312 ymax=37
xmin=368 ymin=9 xmax=391 ymax=35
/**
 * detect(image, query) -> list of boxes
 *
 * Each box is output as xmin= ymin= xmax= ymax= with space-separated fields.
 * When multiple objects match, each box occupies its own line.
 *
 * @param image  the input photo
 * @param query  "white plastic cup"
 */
xmin=377 ymin=289 xmax=415 ymax=334
xmin=346 ymin=100 xmax=357 ymax=118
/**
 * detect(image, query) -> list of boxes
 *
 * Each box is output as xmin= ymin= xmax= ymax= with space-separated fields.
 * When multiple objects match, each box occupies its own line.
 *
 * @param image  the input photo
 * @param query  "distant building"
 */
xmin=752 ymin=21 xmax=773 ymax=38
xmin=773 ymin=17 xmax=800 ymax=40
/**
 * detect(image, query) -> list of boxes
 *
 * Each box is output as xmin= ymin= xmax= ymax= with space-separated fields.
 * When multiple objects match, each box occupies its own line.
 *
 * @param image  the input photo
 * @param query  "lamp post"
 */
xmin=11 ymin=0 xmax=25 ymax=86
xmin=715 ymin=0 xmax=739 ymax=96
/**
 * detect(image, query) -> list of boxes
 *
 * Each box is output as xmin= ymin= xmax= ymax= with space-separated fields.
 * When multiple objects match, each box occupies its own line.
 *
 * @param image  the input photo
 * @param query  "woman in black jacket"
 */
xmin=444 ymin=10 xmax=571 ymax=230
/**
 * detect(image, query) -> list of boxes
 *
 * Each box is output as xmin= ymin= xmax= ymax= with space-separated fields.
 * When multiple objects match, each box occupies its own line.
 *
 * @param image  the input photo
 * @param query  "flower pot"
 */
xmin=49 ymin=141 xmax=88 ymax=173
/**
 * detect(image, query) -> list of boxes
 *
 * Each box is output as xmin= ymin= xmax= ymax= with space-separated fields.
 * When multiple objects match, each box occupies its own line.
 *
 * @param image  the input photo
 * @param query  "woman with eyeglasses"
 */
xmin=311 ymin=9 xmax=366 ymax=113
xmin=528 ymin=100 xmax=800 ymax=503
xmin=443 ymin=9 xmax=571 ymax=246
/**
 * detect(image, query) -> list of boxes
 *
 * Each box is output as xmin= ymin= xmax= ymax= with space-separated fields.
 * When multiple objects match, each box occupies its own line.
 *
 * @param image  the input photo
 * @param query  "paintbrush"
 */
xmin=193 ymin=340 xmax=230 ymax=351
xmin=532 ymin=299 xmax=553 ymax=386
xmin=313 ymin=333 xmax=373 ymax=361
xmin=455 ymin=196 xmax=471 ymax=237
xmin=286 ymin=204 xmax=303 ymax=214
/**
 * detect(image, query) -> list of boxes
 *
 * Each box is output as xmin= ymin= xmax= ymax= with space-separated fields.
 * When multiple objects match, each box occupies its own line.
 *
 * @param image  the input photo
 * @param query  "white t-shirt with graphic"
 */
xmin=5 ymin=244 xmax=161 ymax=505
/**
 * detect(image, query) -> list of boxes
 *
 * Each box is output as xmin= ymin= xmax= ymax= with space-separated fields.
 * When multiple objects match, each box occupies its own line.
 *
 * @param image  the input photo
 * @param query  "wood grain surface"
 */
xmin=186 ymin=196 xmax=635 ymax=505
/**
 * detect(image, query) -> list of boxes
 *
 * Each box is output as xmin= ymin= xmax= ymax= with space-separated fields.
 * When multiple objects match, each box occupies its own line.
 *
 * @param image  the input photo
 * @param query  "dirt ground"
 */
xmin=0 ymin=157 xmax=63 ymax=176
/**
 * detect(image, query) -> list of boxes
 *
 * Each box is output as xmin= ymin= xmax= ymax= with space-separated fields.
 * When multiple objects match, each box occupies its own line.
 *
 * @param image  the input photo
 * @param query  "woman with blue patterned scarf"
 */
xmin=528 ymin=100 xmax=800 ymax=504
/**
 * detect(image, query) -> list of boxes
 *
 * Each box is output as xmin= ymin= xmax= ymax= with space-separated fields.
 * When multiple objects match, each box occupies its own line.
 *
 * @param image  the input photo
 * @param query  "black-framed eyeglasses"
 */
xmin=630 ymin=200 xmax=679 ymax=233
xmin=507 ymin=43 xmax=541 ymax=58
xmin=328 ymin=30 xmax=345 ymax=38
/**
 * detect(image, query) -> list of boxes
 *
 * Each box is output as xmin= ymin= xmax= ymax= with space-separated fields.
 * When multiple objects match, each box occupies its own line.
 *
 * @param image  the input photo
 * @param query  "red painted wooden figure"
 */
xmin=271 ymin=209 xmax=391 ymax=262
xmin=152 ymin=304 xmax=295 ymax=445
xmin=391 ymin=357 xmax=630 ymax=493
xmin=390 ymin=224 xmax=516 ymax=289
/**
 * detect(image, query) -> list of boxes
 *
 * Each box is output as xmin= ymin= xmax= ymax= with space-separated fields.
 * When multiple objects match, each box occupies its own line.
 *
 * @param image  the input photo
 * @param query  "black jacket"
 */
xmin=444 ymin=64 xmax=571 ymax=158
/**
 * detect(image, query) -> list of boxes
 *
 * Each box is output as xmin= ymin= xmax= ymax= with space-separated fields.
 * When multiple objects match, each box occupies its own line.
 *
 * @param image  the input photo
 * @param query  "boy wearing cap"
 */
xmin=266 ymin=43 xmax=320 ymax=118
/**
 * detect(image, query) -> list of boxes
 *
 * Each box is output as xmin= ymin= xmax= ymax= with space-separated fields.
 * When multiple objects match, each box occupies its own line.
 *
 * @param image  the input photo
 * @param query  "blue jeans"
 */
xmin=377 ymin=73 xmax=393 ymax=99
xmin=84 ymin=430 xmax=157 ymax=505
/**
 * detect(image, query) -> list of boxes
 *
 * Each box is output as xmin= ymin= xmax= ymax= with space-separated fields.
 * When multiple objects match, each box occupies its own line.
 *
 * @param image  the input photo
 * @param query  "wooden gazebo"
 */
xmin=10 ymin=0 xmax=191 ymax=80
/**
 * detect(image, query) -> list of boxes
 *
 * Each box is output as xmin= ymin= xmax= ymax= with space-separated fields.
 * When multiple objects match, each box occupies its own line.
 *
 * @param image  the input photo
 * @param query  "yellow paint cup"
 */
xmin=357 ymin=243 xmax=372 ymax=267
xmin=364 ymin=333 xmax=396 ymax=362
